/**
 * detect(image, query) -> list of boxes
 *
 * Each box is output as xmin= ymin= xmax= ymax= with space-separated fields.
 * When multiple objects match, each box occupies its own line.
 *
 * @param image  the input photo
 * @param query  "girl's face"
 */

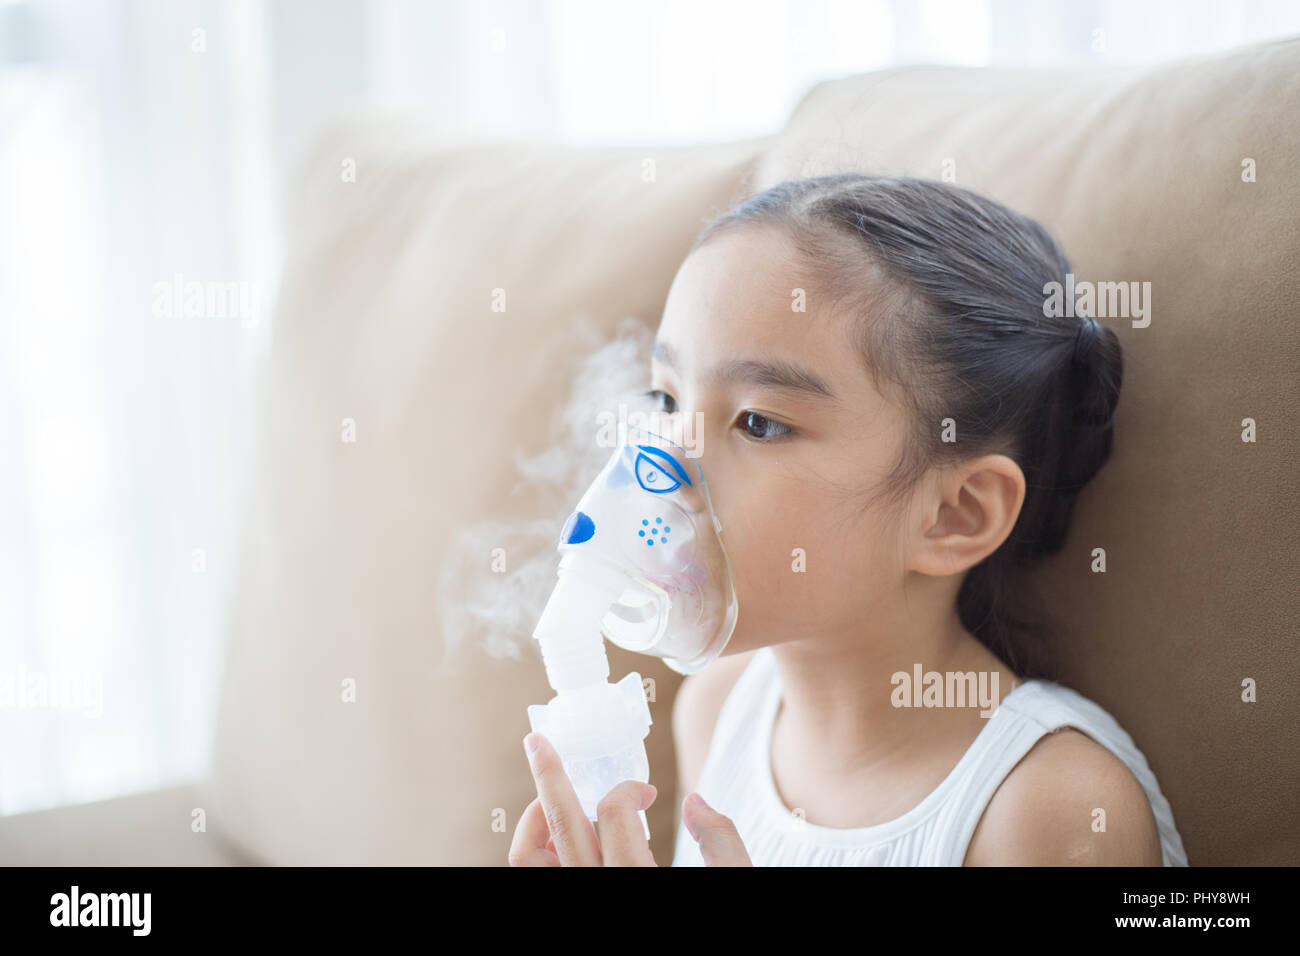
xmin=650 ymin=224 xmax=920 ymax=656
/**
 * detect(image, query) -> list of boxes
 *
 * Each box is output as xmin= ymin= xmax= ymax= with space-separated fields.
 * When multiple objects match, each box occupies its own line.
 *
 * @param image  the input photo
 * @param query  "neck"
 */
xmin=767 ymin=573 xmax=1020 ymax=776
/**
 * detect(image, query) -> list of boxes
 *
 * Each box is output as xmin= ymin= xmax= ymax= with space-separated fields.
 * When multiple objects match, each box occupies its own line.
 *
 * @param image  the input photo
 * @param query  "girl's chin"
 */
xmin=718 ymin=631 xmax=801 ymax=657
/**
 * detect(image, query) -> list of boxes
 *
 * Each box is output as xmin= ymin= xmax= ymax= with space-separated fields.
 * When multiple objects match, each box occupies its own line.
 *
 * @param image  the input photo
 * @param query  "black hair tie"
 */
xmin=1069 ymin=317 xmax=1115 ymax=431
xmin=1072 ymin=316 xmax=1101 ymax=367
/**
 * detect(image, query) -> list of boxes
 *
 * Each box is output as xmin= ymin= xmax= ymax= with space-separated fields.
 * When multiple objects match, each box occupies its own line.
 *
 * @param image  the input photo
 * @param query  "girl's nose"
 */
xmin=657 ymin=408 xmax=687 ymax=448
xmin=675 ymin=414 xmax=720 ymax=488
xmin=663 ymin=406 xmax=705 ymax=461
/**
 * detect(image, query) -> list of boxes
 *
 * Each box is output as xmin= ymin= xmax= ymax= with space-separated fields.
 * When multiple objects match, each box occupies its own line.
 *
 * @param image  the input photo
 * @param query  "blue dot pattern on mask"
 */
xmin=639 ymin=516 xmax=671 ymax=546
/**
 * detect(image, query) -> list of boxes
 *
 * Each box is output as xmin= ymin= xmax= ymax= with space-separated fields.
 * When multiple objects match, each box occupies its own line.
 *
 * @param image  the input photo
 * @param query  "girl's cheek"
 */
xmin=715 ymin=477 xmax=832 ymax=599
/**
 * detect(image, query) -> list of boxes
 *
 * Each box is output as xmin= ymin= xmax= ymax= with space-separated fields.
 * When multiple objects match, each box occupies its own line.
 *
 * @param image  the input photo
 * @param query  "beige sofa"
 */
xmin=4 ymin=36 xmax=1297 ymax=866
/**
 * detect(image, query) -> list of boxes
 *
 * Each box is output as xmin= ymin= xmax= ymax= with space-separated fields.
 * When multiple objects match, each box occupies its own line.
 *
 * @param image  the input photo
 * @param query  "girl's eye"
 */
xmin=737 ymin=410 xmax=791 ymax=441
xmin=644 ymin=388 xmax=677 ymax=413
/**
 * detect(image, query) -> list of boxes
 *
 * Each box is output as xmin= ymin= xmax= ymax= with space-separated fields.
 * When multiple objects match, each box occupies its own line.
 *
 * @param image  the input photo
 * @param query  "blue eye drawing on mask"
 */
xmin=634 ymin=444 xmax=693 ymax=494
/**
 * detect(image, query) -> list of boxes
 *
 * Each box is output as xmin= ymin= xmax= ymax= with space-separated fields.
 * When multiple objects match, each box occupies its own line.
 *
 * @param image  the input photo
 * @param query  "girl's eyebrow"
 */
xmin=653 ymin=338 xmax=837 ymax=402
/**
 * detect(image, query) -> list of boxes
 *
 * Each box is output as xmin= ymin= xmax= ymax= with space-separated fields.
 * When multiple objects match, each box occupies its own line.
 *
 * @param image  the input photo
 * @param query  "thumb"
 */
xmin=683 ymin=793 xmax=753 ymax=867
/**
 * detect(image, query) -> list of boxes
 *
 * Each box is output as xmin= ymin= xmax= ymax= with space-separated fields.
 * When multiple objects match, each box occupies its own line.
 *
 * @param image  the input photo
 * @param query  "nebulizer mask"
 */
xmin=527 ymin=422 xmax=739 ymax=839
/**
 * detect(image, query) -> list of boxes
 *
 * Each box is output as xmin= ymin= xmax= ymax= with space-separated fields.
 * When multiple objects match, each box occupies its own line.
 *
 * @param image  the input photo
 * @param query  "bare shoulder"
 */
xmin=964 ymin=727 xmax=1163 ymax=866
xmin=672 ymin=649 xmax=759 ymax=800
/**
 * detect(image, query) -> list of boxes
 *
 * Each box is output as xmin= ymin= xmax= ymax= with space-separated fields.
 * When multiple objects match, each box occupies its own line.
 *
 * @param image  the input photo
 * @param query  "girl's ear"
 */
xmin=909 ymin=455 xmax=1025 ymax=578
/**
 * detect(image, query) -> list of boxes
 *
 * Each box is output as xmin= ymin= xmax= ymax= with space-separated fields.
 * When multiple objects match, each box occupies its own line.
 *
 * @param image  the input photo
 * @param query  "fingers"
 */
xmin=507 ymin=797 xmax=562 ymax=867
xmin=524 ymin=732 xmax=602 ymax=866
xmin=683 ymin=792 xmax=753 ymax=866
xmin=594 ymin=781 xmax=659 ymax=867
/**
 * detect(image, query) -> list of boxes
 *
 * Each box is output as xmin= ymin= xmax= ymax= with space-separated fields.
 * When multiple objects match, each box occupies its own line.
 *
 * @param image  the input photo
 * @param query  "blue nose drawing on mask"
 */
xmin=560 ymin=510 xmax=596 ymax=545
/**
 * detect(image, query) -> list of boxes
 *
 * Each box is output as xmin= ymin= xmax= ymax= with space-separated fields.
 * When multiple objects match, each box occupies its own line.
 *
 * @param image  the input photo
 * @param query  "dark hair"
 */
xmin=690 ymin=174 xmax=1122 ymax=681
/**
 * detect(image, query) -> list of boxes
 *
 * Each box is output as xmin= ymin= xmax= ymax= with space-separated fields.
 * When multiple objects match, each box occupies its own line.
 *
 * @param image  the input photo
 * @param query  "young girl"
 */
xmin=511 ymin=173 xmax=1188 ymax=867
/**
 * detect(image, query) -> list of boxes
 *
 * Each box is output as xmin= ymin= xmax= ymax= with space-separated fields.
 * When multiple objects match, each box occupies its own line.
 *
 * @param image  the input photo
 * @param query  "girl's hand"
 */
xmin=509 ymin=731 xmax=656 ymax=866
xmin=508 ymin=731 xmax=753 ymax=866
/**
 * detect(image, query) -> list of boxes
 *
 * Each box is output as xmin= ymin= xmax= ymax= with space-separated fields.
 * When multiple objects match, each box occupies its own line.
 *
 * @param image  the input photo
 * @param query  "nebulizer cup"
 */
xmin=527 ymin=422 xmax=739 ymax=840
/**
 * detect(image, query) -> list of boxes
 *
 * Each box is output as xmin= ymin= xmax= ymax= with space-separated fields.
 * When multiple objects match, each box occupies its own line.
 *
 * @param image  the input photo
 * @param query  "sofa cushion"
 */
xmin=0 ymin=785 xmax=248 ymax=865
xmin=205 ymin=119 xmax=769 ymax=864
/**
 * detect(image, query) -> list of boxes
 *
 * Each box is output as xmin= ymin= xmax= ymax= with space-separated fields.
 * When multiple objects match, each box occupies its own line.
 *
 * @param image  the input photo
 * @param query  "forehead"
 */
xmin=657 ymin=224 xmax=869 ymax=390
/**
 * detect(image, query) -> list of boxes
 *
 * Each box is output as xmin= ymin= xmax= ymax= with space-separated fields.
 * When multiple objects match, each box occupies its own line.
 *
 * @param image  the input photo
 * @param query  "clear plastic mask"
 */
xmin=554 ymin=424 xmax=739 ymax=675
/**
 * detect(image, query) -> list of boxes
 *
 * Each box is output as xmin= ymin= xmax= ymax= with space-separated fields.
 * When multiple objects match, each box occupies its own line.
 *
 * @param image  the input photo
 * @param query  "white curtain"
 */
xmin=0 ymin=0 xmax=277 ymax=814
xmin=2 ymin=0 xmax=1296 ymax=816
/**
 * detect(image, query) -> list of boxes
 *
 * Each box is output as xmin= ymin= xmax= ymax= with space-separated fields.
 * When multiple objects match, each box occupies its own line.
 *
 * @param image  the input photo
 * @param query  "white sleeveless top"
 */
xmin=671 ymin=646 xmax=1188 ymax=866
